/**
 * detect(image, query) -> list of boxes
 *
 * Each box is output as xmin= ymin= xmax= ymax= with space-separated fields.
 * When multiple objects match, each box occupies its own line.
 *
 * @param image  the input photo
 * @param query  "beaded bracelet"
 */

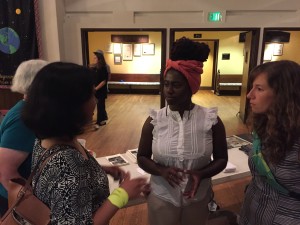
xmin=107 ymin=187 xmax=129 ymax=208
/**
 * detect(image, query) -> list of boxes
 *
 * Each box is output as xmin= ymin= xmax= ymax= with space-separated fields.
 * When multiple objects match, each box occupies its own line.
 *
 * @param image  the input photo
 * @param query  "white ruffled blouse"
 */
xmin=150 ymin=104 xmax=218 ymax=206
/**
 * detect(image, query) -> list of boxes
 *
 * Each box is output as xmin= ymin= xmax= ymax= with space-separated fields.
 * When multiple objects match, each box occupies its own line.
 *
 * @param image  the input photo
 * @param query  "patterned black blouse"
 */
xmin=31 ymin=140 xmax=109 ymax=224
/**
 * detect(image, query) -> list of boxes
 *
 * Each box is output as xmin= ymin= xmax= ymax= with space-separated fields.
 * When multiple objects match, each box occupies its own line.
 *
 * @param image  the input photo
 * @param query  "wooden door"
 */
xmin=239 ymin=32 xmax=252 ymax=122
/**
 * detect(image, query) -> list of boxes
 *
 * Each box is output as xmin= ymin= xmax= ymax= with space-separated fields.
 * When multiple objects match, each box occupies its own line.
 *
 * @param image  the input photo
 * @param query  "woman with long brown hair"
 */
xmin=240 ymin=60 xmax=300 ymax=225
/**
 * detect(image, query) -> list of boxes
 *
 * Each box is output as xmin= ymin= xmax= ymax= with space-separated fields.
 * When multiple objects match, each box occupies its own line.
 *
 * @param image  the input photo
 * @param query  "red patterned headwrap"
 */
xmin=164 ymin=59 xmax=204 ymax=94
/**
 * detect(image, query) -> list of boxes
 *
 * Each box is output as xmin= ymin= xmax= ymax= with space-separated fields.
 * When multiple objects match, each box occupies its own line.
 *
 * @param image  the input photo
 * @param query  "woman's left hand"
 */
xmin=103 ymin=166 xmax=126 ymax=183
xmin=182 ymin=169 xmax=202 ymax=199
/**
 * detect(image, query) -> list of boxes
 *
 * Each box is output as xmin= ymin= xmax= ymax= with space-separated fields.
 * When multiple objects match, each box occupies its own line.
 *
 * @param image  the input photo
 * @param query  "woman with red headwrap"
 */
xmin=137 ymin=37 xmax=228 ymax=225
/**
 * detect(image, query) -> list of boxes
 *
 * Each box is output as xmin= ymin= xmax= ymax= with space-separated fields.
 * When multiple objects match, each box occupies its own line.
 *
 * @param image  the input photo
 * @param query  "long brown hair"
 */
xmin=248 ymin=60 xmax=300 ymax=164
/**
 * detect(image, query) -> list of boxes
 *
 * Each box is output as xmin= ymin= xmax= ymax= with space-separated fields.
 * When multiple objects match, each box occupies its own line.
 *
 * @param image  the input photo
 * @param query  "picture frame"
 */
xmin=273 ymin=43 xmax=283 ymax=56
xmin=106 ymin=154 xmax=129 ymax=166
xmin=106 ymin=43 xmax=113 ymax=53
xmin=113 ymin=43 xmax=122 ymax=54
xmin=263 ymin=44 xmax=274 ymax=61
xmin=122 ymin=44 xmax=133 ymax=61
xmin=114 ymin=55 xmax=122 ymax=65
xmin=142 ymin=43 xmax=155 ymax=55
xmin=222 ymin=53 xmax=230 ymax=60
xmin=133 ymin=44 xmax=142 ymax=57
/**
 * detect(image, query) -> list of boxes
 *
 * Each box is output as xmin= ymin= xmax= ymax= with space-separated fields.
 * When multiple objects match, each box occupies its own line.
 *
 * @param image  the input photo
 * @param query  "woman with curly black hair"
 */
xmin=240 ymin=60 xmax=300 ymax=225
xmin=137 ymin=37 xmax=228 ymax=225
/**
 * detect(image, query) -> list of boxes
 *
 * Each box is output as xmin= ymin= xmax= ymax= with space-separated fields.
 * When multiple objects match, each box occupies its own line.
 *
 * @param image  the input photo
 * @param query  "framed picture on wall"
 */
xmin=133 ymin=44 xmax=142 ymax=56
xmin=122 ymin=44 xmax=133 ymax=61
xmin=106 ymin=43 xmax=113 ymax=53
xmin=114 ymin=55 xmax=122 ymax=65
xmin=142 ymin=43 xmax=155 ymax=55
xmin=113 ymin=43 xmax=122 ymax=54
xmin=263 ymin=44 xmax=274 ymax=61
xmin=273 ymin=43 xmax=283 ymax=56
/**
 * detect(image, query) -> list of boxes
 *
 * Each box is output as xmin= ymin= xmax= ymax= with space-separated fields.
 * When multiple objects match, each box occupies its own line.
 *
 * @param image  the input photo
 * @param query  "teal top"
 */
xmin=0 ymin=100 xmax=35 ymax=198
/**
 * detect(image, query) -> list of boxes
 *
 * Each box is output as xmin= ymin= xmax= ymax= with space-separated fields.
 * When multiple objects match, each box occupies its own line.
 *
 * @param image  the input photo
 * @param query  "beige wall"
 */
xmin=39 ymin=0 xmax=300 ymax=65
xmin=88 ymin=31 xmax=161 ymax=74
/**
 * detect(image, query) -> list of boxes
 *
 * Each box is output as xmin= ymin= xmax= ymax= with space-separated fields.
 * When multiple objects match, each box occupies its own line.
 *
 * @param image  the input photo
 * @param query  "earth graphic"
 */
xmin=0 ymin=27 xmax=20 ymax=54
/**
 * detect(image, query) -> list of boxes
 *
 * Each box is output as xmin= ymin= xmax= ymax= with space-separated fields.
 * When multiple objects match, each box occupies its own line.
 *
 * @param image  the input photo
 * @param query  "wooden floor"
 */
xmin=79 ymin=90 xmax=251 ymax=225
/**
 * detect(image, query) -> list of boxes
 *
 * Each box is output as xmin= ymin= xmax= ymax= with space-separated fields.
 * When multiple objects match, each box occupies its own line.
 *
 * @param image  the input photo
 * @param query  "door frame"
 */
xmin=169 ymin=28 xmax=260 ymax=122
xmin=81 ymin=28 xmax=167 ymax=107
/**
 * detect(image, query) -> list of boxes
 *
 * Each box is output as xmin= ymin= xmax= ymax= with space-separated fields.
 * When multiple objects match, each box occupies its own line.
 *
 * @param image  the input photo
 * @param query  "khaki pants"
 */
xmin=147 ymin=191 xmax=211 ymax=225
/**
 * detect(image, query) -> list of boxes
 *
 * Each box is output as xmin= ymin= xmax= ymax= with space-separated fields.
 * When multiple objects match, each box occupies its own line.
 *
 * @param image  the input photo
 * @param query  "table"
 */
xmin=96 ymin=147 xmax=251 ymax=206
xmin=212 ymin=147 xmax=251 ymax=184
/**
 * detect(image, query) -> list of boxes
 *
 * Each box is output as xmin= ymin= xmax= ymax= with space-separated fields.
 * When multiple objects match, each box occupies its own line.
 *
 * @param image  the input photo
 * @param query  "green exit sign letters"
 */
xmin=208 ymin=12 xmax=222 ymax=22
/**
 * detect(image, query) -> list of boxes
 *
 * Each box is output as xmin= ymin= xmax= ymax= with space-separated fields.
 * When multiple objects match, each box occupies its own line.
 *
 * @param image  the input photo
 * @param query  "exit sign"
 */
xmin=208 ymin=12 xmax=222 ymax=22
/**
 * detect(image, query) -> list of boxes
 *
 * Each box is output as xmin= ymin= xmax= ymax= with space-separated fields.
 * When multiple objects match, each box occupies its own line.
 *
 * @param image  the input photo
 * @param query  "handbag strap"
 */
xmin=1 ymin=145 xmax=68 ymax=221
xmin=23 ymin=146 xmax=68 ymax=192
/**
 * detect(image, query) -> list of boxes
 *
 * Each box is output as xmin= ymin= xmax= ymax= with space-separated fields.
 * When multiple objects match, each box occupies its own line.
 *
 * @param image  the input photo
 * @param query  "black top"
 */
xmin=93 ymin=66 xmax=108 ymax=98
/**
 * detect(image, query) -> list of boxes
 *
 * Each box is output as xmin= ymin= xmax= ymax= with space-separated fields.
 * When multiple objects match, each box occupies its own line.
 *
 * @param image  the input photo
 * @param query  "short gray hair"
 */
xmin=11 ymin=59 xmax=49 ymax=94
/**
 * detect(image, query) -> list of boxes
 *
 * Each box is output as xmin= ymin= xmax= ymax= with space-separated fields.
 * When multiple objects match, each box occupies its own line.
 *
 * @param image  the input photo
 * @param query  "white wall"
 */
xmin=39 ymin=0 xmax=300 ymax=64
xmin=38 ymin=0 xmax=62 ymax=61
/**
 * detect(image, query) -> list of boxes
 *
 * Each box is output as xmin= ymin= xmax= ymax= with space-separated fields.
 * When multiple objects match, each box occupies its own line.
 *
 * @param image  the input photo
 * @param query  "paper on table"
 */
xmin=226 ymin=135 xmax=251 ymax=149
xmin=126 ymin=149 xmax=138 ymax=163
xmin=106 ymin=154 xmax=129 ymax=166
xmin=224 ymin=161 xmax=237 ymax=173
xmin=137 ymin=167 xmax=147 ymax=175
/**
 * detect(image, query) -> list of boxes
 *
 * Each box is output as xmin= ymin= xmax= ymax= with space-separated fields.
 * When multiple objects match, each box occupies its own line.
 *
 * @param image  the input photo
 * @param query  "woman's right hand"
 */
xmin=119 ymin=173 xmax=149 ymax=199
xmin=159 ymin=165 xmax=184 ymax=187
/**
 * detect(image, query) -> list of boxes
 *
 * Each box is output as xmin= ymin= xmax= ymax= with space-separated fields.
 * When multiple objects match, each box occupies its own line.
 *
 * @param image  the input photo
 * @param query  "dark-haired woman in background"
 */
xmin=90 ymin=50 xmax=110 ymax=128
xmin=137 ymin=37 xmax=228 ymax=225
xmin=22 ymin=62 xmax=148 ymax=224
xmin=239 ymin=60 xmax=300 ymax=225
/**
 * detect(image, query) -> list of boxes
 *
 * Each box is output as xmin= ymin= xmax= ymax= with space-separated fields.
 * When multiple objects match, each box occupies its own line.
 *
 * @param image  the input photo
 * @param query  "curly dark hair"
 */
xmin=170 ymin=37 xmax=210 ymax=62
xmin=22 ymin=62 xmax=95 ymax=140
xmin=248 ymin=60 xmax=300 ymax=164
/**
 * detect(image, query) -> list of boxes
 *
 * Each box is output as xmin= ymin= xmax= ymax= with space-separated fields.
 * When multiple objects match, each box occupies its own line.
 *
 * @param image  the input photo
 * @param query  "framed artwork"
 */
xmin=106 ymin=43 xmax=113 ymax=53
xmin=222 ymin=53 xmax=230 ymax=60
xmin=113 ymin=43 xmax=122 ymax=54
xmin=114 ymin=55 xmax=122 ymax=65
xmin=273 ymin=43 xmax=283 ymax=56
xmin=142 ymin=43 xmax=155 ymax=55
xmin=133 ymin=44 xmax=142 ymax=57
xmin=122 ymin=44 xmax=133 ymax=61
xmin=263 ymin=44 xmax=274 ymax=61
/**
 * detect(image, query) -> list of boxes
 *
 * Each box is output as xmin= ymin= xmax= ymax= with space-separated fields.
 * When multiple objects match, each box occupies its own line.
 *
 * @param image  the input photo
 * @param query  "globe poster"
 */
xmin=0 ymin=0 xmax=38 ymax=86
